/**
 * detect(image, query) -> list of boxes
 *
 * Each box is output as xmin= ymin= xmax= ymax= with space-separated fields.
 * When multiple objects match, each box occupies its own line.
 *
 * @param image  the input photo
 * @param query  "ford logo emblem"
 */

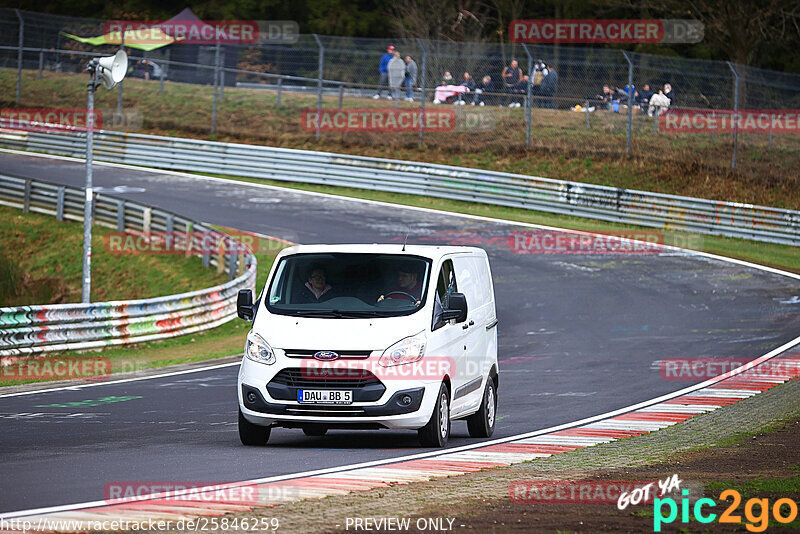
xmin=313 ymin=351 xmax=340 ymax=361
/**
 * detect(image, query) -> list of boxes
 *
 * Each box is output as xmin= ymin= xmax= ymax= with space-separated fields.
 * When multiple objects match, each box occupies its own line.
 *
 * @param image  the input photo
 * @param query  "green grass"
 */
xmin=0 ymin=205 xmax=227 ymax=304
xmin=0 ymin=209 xmax=289 ymax=387
xmin=1 ymin=68 xmax=798 ymax=210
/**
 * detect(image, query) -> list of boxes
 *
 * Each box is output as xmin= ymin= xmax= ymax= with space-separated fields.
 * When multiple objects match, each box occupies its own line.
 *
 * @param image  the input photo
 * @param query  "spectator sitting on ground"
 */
xmin=453 ymin=72 xmax=476 ymax=104
xmin=638 ymin=84 xmax=653 ymax=106
xmin=648 ymin=90 xmax=671 ymax=116
xmin=472 ymin=75 xmax=494 ymax=106
xmin=540 ymin=63 xmax=558 ymax=109
xmin=433 ymin=72 xmax=468 ymax=104
xmin=595 ymin=85 xmax=615 ymax=107
xmin=663 ymin=83 xmax=675 ymax=105
xmin=511 ymin=74 xmax=528 ymax=106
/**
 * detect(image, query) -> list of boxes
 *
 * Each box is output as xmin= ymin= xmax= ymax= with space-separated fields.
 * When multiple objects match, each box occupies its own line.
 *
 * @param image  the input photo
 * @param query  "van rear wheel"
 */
xmin=238 ymin=409 xmax=271 ymax=446
xmin=418 ymin=383 xmax=450 ymax=447
xmin=466 ymin=379 xmax=496 ymax=438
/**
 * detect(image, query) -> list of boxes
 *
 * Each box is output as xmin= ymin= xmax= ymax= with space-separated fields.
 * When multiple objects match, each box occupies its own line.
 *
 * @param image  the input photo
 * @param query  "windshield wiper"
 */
xmin=293 ymin=310 xmax=386 ymax=318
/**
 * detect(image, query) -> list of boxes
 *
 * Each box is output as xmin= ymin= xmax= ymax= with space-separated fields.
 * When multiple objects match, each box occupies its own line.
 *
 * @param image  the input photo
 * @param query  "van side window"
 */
xmin=432 ymin=260 xmax=457 ymax=330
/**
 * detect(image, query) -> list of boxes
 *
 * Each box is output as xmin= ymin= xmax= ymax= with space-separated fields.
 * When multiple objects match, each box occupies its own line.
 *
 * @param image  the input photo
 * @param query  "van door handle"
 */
xmin=485 ymin=319 xmax=498 ymax=330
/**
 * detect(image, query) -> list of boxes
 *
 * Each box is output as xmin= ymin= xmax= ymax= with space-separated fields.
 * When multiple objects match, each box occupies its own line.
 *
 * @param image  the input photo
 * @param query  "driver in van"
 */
xmin=377 ymin=263 xmax=423 ymax=303
xmin=296 ymin=265 xmax=335 ymax=303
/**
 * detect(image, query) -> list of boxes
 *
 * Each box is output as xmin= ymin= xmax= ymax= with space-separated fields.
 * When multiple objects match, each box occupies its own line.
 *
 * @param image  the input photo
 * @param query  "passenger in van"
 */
xmin=377 ymin=263 xmax=423 ymax=303
xmin=296 ymin=265 xmax=335 ymax=303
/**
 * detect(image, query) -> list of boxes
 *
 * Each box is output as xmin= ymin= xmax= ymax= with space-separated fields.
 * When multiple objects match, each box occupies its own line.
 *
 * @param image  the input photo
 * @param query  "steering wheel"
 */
xmin=382 ymin=291 xmax=418 ymax=302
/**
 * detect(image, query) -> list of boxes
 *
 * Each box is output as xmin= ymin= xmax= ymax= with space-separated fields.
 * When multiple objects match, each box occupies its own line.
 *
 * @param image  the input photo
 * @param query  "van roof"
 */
xmin=277 ymin=244 xmax=486 ymax=261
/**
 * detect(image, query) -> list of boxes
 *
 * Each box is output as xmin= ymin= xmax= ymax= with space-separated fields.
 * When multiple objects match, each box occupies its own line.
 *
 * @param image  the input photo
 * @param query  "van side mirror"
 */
xmin=441 ymin=292 xmax=467 ymax=323
xmin=237 ymin=289 xmax=255 ymax=321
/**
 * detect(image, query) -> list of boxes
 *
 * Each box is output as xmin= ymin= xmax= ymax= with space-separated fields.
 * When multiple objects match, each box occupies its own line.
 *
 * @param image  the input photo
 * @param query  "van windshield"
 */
xmin=265 ymin=253 xmax=432 ymax=318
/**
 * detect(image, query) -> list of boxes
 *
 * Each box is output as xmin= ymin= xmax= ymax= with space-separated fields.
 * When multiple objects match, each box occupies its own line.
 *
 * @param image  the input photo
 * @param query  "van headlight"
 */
xmin=245 ymin=332 xmax=275 ymax=365
xmin=379 ymin=333 xmax=426 ymax=367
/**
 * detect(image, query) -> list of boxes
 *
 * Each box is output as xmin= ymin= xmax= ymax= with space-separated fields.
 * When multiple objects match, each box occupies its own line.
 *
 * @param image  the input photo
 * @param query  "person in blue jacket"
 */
xmin=373 ymin=45 xmax=395 ymax=99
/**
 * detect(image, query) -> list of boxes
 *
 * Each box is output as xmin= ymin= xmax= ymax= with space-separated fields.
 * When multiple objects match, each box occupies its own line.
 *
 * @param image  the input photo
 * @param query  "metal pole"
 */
xmin=220 ymin=48 xmax=225 ymax=100
xmin=82 ymin=69 xmax=97 ymax=303
xmin=417 ymin=38 xmax=426 ymax=148
xmin=313 ymin=34 xmax=323 ymax=141
xmin=15 ymin=9 xmax=23 ymax=106
xmin=768 ymin=115 xmax=773 ymax=151
xmin=622 ymin=51 xmax=633 ymax=155
xmin=38 ymin=49 xmax=43 ymax=79
xmin=727 ymin=61 xmax=739 ymax=170
xmin=276 ymin=78 xmax=282 ymax=108
xmin=160 ymin=47 xmax=169 ymax=95
xmin=338 ymin=85 xmax=344 ymax=108
xmin=116 ymin=36 xmax=124 ymax=116
xmin=585 ymin=100 xmax=590 ymax=129
xmin=522 ymin=44 xmax=532 ymax=148
xmin=211 ymin=43 xmax=220 ymax=134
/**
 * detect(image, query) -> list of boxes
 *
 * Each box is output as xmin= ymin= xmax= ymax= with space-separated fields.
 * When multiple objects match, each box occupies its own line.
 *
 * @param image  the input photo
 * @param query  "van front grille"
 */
xmin=283 ymin=350 xmax=372 ymax=359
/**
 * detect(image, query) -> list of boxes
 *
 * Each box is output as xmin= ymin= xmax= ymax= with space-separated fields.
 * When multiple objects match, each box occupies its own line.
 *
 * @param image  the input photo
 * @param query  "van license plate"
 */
xmin=297 ymin=389 xmax=352 ymax=404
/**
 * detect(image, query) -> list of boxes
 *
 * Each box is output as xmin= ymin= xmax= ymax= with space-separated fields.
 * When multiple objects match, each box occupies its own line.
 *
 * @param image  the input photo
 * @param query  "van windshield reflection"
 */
xmin=266 ymin=253 xmax=431 ymax=318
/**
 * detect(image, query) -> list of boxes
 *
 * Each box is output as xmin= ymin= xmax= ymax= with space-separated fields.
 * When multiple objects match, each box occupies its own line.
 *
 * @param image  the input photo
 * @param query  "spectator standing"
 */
xmin=540 ymin=63 xmax=558 ymax=109
xmin=387 ymin=51 xmax=406 ymax=101
xmin=403 ymin=55 xmax=418 ymax=102
xmin=373 ymin=45 xmax=395 ymax=99
xmin=502 ymin=59 xmax=523 ymax=107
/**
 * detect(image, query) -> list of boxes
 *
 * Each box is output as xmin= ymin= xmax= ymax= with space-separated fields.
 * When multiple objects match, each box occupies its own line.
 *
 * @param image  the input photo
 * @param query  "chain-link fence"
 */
xmin=1 ymin=8 xmax=799 ymax=176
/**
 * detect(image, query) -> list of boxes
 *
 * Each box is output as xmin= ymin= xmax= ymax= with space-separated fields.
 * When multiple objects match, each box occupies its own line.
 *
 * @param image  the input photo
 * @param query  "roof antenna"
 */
xmin=402 ymin=234 xmax=408 ymax=251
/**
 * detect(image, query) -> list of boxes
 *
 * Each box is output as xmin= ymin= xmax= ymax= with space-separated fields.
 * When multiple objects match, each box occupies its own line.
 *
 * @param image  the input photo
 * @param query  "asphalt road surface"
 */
xmin=1 ymin=152 xmax=798 ymax=513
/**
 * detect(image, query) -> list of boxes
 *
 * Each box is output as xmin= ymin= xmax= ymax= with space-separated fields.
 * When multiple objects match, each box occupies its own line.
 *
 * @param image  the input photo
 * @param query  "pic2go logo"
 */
xmin=654 ymin=489 xmax=799 ymax=532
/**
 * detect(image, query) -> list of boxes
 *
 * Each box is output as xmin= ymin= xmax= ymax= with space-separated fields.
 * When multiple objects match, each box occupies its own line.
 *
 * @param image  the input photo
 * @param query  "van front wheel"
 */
xmin=466 ymin=379 xmax=496 ymax=438
xmin=418 ymin=383 xmax=450 ymax=447
xmin=239 ymin=409 xmax=271 ymax=446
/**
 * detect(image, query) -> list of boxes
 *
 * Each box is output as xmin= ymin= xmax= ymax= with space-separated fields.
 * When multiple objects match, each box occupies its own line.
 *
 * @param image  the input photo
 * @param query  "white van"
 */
xmin=236 ymin=244 xmax=498 ymax=447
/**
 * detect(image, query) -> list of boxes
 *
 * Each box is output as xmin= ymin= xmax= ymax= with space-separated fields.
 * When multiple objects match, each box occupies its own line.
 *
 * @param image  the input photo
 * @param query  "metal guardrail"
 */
xmin=0 ymin=174 xmax=257 ymax=357
xmin=1 ymin=125 xmax=797 ymax=246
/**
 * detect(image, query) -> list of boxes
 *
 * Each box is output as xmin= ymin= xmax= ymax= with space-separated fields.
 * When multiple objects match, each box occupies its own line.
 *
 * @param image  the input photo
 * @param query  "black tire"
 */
xmin=467 ymin=378 xmax=497 ymax=438
xmin=302 ymin=424 xmax=328 ymax=437
xmin=418 ymin=383 xmax=450 ymax=447
xmin=238 ymin=409 xmax=271 ymax=446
